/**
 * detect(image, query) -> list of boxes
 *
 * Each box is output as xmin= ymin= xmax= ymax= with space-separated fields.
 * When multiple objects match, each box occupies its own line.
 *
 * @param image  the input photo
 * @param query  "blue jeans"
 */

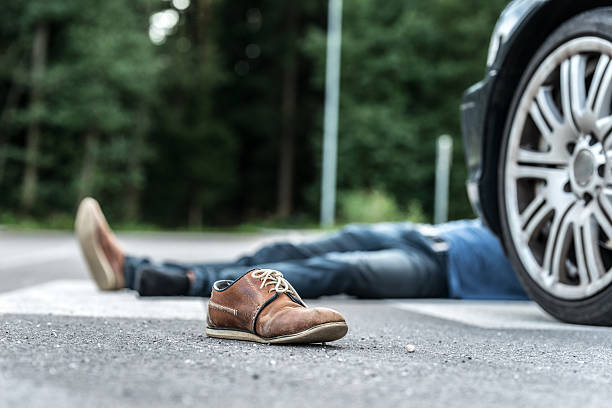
xmin=123 ymin=223 xmax=449 ymax=299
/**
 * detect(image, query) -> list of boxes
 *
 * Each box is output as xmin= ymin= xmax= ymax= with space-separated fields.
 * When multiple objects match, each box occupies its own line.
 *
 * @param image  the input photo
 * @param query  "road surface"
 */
xmin=1 ymin=230 xmax=611 ymax=407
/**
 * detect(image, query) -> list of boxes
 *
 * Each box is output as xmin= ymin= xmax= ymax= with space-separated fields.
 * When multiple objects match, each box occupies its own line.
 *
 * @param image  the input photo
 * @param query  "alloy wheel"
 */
xmin=504 ymin=37 xmax=612 ymax=300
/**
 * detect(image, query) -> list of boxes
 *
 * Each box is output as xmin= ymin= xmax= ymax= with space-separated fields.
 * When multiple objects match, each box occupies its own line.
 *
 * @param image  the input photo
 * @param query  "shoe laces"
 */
xmin=251 ymin=269 xmax=300 ymax=297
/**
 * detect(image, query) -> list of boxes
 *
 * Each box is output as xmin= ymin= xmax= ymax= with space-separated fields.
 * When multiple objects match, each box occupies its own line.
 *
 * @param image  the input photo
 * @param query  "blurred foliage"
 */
xmin=304 ymin=0 xmax=507 ymax=220
xmin=338 ymin=189 xmax=425 ymax=224
xmin=0 ymin=0 xmax=508 ymax=228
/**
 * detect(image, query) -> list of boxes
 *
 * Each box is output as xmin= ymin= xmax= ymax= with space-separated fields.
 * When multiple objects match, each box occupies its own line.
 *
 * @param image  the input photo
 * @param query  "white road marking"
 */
xmin=2 ymin=279 xmax=610 ymax=331
xmin=391 ymin=300 xmax=612 ymax=331
xmin=0 ymin=244 xmax=77 ymax=271
xmin=0 ymin=280 xmax=205 ymax=320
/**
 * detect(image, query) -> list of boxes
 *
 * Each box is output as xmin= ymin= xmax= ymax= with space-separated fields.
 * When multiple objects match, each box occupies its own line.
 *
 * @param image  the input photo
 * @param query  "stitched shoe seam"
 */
xmin=208 ymin=300 xmax=238 ymax=316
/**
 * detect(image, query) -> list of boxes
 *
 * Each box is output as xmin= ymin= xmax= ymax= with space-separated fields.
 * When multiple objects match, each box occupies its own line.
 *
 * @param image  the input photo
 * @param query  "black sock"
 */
xmin=136 ymin=268 xmax=190 ymax=296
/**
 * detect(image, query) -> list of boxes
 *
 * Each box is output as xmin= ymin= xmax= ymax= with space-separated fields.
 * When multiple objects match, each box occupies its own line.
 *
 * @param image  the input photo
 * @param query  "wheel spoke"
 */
xmin=572 ymin=205 xmax=602 ymax=285
xmin=560 ymin=58 xmax=581 ymax=134
xmin=594 ymin=199 xmax=612 ymax=278
xmin=520 ymin=189 xmax=546 ymax=228
xmin=580 ymin=206 xmax=604 ymax=281
xmin=513 ymin=164 xmax=572 ymax=217
xmin=590 ymin=55 xmax=612 ymax=119
xmin=572 ymin=222 xmax=591 ymax=286
xmin=530 ymin=100 xmax=554 ymax=143
xmin=596 ymin=195 xmax=612 ymax=239
xmin=514 ymin=164 xmax=567 ymax=183
xmin=536 ymin=86 xmax=564 ymax=130
xmin=544 ymin=204 xmax=576 ymax=281
xmin=517 ymin=148 xmax=568 ymax=166
xmin=527 ymin=85 xmax=575 ymax=159
xmin=569 ymin=55 xmax=588 ymax=120
xmin=522 ymin=202 xmax=552 ymax=244
xmin=599 ymin=188 xmax=612 ymax=213
xmin=598 ymin=115 xmax=612 ymax=141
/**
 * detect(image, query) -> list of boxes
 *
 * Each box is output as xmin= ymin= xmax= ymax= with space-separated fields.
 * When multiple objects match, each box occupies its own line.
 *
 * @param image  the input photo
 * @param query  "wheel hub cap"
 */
xmin=569 ymin=136 xmax=606 ymax=196
xmin=573 ymin=149 xmax=594 ymax=186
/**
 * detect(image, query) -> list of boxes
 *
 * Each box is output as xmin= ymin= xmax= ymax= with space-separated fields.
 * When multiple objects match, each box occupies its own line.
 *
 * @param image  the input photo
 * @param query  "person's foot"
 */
xmin=75 ymin=197 xmax=125 ymax=290
xmin=206 ymin=269 xmax=348 ymax=344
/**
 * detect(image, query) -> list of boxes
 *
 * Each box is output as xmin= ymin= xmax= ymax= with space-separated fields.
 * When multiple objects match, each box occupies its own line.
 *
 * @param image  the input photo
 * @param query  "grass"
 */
xmin=0 ymin=191 xmax=426 ymax=232
xmin=0 ymin=211 xmax=333 ymax=233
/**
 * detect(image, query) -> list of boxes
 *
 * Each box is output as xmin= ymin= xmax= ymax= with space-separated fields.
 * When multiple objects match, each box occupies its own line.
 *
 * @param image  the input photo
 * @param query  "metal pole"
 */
xmin=434 ymin=135 xmax=453 ymax=224
xmin=320 ymin=0 xmax=343 ymax=227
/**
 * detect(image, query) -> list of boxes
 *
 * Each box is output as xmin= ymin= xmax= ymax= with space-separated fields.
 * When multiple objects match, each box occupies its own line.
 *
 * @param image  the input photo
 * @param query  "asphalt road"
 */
xmin=1 ymin=230 xmax=612 ymax=407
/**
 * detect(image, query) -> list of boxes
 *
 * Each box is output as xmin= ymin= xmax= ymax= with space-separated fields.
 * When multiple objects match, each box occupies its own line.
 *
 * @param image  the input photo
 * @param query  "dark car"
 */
xmin=462 ymin=0 xmax=612 ymax=325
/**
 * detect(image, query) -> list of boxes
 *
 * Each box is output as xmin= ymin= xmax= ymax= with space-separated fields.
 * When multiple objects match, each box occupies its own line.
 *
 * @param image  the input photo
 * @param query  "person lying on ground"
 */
xmin=75 ymin=197 xmax=527 ymax=301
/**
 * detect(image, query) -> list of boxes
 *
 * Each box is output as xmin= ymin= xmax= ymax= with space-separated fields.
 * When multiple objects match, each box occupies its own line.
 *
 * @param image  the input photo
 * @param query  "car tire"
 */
xmin=499 ymin=8 xmax=612 ymax=325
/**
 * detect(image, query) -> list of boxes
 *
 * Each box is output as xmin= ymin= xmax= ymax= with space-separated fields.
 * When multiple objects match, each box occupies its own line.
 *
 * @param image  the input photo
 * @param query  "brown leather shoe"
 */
xmin=206 ymin=269 xmax=348 ymax=344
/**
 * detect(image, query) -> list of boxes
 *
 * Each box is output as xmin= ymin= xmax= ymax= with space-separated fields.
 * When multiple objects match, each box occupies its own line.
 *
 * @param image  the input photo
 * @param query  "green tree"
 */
xmin=50 ymin=0 xmax=160 ymax=219
xmin=210 ymin=0 xmax=324 ymax=223
xmin=0 ymin=0 xmax=159 ymax=220
xmin=142 ymin=0 xmax=238 ymax=228
xmin=305 ymin=0 xmax=507 ymax=221
xmin=0 ymin=0 xmax=510 ymax=228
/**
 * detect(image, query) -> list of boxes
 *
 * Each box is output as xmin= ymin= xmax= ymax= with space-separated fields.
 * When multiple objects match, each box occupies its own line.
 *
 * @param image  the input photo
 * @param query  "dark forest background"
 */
xmin=0 ymin=0 xmax=508 ymax=229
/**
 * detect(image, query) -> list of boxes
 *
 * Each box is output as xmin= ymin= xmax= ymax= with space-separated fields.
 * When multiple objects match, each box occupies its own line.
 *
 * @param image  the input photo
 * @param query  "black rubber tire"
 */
xmin=499 ymin=7 xmax=612 ymax=326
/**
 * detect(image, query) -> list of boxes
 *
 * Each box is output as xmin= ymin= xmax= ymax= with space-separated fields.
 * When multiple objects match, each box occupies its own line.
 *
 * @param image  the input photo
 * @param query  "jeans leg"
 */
xmin=236 ymin=223 xmax=408 ymax=265
xmin=184 ymin=223 xmax=409 ymax=297
xmin=124 ymin=222 xmax=444 ymax=299
xmin=123 ymin=256 xmax=152 ymax=290
xmin=180 ymin=259 xmax=351 ymax=298
xmin=334 ymin=249 xmax=448 ymax=298
xmin=218 ymin=248 xmax=448 ymax=299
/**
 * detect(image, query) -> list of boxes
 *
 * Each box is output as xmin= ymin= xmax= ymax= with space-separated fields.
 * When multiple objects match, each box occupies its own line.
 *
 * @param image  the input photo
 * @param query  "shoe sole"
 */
xmin=75 ymin=198 xmax=118 ymax=290
xmin=205 ymin=322 xmax=348 ymax=344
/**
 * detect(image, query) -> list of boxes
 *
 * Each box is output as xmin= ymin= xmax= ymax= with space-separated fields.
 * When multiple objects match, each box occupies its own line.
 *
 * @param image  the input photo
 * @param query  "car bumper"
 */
xmin=460 ymin=72 xmax=496 ymax=225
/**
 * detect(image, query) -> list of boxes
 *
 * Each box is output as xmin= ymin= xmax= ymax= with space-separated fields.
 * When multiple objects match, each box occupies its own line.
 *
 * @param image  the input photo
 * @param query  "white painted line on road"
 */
xmin=391 ymin=300 xmax=611 ymax=331
xmin=0 ymin=280 xmax=205 ymax=320
xmin=0 ymin=244 xmax=77 ymax=271
xmin=3 ymin=279 xmax=610 ymax=331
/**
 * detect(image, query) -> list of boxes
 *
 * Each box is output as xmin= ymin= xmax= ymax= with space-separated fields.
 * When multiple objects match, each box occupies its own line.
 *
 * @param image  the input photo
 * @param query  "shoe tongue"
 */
xmin=245 ymin=270 xmax=306 ymax=306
